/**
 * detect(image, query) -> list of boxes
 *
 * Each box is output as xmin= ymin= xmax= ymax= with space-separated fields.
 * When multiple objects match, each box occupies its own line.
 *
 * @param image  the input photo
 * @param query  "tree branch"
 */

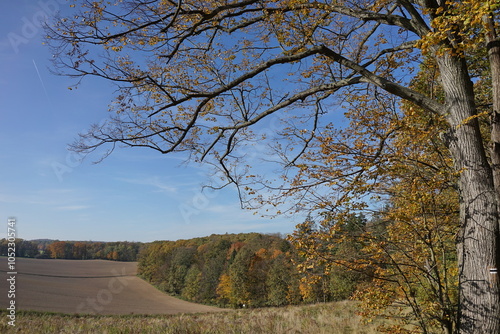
xmin=317 ymin=45 xmax=446 ymax=115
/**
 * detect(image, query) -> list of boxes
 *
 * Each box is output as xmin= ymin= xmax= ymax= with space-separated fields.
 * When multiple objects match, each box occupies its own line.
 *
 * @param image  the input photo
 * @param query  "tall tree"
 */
xmin=73 ymin=242 xmax=88 ymax=259
xmin=227 ymin=246 xmax=253 ymax=307
xmin=47 ymin=241 xmax=70 ymax=259
xmin=47 ymin=1 xmax=500 ymax=332
xmin=287 ymin=57 xmax=465 ymax=333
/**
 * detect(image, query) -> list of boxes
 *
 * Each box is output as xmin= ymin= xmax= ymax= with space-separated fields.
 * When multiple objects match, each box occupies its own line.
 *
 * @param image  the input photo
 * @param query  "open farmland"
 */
xmin=0 ymin=257 xmax=221 ymax=315
xmin=0 ymin=257 xmax=392 ymax=333
xmin=0 ymin=302 xmax=384 ymax=334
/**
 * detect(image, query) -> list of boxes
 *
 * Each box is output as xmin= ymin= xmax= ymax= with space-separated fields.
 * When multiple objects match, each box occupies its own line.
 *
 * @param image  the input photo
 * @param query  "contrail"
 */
xmin=32 ymin=59 xmax=52 ymax=105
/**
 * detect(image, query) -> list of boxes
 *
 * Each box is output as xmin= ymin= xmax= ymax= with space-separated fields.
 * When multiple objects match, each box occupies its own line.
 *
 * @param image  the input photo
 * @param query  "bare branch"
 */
xmin=317 ymin=45 xmax=446 ymax=115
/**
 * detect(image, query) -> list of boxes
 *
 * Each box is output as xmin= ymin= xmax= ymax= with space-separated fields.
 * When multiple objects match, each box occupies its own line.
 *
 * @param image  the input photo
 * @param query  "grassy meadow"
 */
xmin=0 ymin=301 xmax=385 ymax=334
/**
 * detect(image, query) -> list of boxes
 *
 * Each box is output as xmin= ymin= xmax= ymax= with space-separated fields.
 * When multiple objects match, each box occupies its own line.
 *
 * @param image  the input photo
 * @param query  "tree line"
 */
xmin=137 ymin=232 xmax=368 ymax=308
xmin=0 ymin=239 xmax=143 ymax=262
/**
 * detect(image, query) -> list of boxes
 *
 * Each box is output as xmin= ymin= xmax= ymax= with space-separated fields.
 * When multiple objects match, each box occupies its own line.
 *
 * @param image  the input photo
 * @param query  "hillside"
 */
xmin=0 ymin=257 xmax=220 ymax=315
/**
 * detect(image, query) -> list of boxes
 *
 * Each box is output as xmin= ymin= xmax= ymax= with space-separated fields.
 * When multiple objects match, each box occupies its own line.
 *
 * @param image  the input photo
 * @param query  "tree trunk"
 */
xmin=437 ymin=54 xmax=500 ymax=334
xmin=485 ymin=13 xmax=500 ymax=334
xmin=485 ymin=13 xmax=500 ymax=203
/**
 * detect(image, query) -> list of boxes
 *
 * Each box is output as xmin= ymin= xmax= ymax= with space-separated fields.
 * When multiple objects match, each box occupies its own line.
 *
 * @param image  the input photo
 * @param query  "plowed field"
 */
xmin=0 ymin=257 xmax=221 ymax=315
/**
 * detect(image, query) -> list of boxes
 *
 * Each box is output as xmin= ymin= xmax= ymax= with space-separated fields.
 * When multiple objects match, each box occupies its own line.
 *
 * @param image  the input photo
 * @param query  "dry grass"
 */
xmin=0 ymin=257 xmax=386 ymax=333
xmin=0 ymin=301 xmax=383 ymax=334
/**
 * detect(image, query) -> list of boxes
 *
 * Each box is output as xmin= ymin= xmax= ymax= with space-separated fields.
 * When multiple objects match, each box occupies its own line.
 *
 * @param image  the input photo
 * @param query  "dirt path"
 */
xmin=0 ymin=257 xmax=222 ymax=315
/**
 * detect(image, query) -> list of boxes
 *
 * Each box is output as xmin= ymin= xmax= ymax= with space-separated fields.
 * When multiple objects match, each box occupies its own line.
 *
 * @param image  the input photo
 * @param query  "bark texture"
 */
xmin=437 ymin=53 xmax=500 ymax=334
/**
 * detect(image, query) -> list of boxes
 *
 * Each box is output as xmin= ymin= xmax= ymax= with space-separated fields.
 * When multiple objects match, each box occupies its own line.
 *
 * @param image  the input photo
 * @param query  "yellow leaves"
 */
xmin=255 ymin=248 xmax=268 ymax=259
xmin=147 ymin=36 xmax=163 ymax=46
xmin=271 ymin=248 xmax=283 ymax=259
xmin=434 ymin=6 xmax=445 ymax=15
xmin=419 ymin=0 xmax=496 ymax=56
xmin=225 ymin=54 xmax=236 ymax=62
xmin=282 ymin=39 xmax=459 ymax=328
xmin=216 ymin=273 xmax=232 ymax=300
xmin=298 ymin=281 xmax=314 ymax=300
xmin=456 ymin=110 xmax=489 ymax=129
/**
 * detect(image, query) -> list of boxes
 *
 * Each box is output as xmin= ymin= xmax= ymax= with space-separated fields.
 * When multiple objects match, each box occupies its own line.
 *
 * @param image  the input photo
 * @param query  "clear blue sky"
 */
xmin=0 ymin=1 xmax=301 ymax=242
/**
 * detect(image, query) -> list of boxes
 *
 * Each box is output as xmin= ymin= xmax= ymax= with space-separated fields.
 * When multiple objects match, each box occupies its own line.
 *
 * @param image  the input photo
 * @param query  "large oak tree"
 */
xmin=46 ymin=1 xmax=500 ymax=332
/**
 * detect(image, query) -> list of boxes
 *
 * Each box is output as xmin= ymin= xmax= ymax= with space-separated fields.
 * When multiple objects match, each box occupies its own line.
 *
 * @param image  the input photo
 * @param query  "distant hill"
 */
xmin=29 ymin=239 xmax=55 ymax=243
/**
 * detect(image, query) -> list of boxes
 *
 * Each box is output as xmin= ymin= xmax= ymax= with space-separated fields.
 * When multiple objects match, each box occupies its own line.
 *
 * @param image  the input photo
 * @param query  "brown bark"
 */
xmin=437 ymin=53 xmax=500 ymax=334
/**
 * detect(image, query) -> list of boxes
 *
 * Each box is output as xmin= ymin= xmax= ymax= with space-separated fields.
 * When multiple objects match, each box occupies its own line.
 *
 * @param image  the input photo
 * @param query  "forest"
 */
xmin=0 ymin=232 xmax=366 ymax=309
xmin=136 ymin=231 xmax=367 ymax=308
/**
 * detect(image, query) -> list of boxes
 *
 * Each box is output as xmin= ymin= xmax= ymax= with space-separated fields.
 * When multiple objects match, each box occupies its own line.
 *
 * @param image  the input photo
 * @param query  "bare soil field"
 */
xmin=0 ymin=257 xmax=221 ymax=315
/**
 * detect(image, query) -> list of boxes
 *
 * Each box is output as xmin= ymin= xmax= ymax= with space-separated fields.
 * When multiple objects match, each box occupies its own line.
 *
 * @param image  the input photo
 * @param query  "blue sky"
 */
xmin=0 ymin=1 xmax=302 ymax=242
